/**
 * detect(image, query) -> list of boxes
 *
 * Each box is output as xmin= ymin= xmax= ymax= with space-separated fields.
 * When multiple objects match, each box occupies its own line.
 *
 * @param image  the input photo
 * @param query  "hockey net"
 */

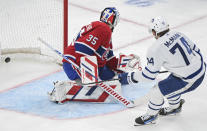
xmin=0 ymin=0 xmax=69 ymax=65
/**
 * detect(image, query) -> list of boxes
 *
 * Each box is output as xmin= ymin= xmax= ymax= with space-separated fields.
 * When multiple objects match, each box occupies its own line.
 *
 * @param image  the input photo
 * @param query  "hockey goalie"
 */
xmin=48 ymin=54 xmax=141 ymax=104
xmin=47 ymin=7 xmax=142 ymax=105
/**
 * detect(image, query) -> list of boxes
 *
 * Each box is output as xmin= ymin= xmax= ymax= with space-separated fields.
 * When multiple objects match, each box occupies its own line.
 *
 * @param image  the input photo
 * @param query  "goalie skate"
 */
xmin=48 ymin=81 xmax=75 ymax=104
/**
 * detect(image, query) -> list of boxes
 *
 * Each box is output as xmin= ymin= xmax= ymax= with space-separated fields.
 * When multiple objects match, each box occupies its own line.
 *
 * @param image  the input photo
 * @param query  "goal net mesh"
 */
xmin=0 ymin=0 xmax=68 ymax=63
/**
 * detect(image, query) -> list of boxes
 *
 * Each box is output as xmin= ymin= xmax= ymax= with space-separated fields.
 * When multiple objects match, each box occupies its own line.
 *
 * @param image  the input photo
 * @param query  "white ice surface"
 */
xmin=0 ymin=0 xmax=207 ymax=131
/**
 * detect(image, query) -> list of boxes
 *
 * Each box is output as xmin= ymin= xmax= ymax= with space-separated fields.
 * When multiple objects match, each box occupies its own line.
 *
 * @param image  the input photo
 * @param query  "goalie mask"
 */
xmin=100 ymin=7 xmax=120 ymax=30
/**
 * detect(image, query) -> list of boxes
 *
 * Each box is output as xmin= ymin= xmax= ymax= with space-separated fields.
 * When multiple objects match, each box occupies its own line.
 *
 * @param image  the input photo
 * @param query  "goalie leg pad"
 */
xmin=48 ymin=79 xmax=122 ymax=104
xmin=65 ymin=79 xmax=122 ymax=103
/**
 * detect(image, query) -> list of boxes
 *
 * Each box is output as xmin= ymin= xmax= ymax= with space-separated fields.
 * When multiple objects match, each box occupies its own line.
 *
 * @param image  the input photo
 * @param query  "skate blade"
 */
xmin=134 ymin=121 xmax=156 ymax=126
xmin=159 ymin=110 xmax=182 ymax=117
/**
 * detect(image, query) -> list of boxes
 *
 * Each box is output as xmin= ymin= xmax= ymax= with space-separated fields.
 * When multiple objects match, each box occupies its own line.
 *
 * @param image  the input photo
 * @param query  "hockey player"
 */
xmin=119 ymin=16 xmax=206 ymax=125
xmin=48 ymin=7 xmax=141 ymax=104
xmin=62 ymin=7 xmax=121 ymax=83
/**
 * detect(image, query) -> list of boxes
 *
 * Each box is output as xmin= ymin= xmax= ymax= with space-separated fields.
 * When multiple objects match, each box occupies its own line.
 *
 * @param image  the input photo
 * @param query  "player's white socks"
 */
xmin=146 ymin=86 xmax=164 ymax=115
xmin=167 ymin=95 xmax=181 ymax=109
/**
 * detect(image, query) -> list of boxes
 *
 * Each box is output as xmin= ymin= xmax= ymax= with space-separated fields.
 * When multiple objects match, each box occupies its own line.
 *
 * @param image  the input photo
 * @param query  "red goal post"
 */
xmin=64 ymin=0 xmax=68 ymax=54
xmin=0 ymin=0 xmax=69 ymax=64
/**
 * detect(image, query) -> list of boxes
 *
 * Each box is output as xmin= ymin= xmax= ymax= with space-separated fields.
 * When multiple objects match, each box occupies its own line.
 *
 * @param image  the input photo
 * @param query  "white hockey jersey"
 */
xmin=139 ymin=30 xmax=206 ymax=82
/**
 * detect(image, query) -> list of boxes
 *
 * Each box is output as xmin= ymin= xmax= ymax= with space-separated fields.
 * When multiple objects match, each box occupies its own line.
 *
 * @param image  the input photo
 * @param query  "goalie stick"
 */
xmin=83 ymin=71 xmax=168 ymax=85
xmin=38 ymin=37 xmax=135 ymax=108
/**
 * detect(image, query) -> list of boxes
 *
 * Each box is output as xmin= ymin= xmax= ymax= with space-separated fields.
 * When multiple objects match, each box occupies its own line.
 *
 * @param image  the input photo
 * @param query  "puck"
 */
xmin=5 ymin=57 xmax=11 ymax=63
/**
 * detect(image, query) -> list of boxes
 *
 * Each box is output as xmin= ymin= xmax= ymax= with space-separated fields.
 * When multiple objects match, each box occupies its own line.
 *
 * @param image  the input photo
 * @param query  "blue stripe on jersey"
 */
xmin=107 ymin=50 xmax=114 ymax=59
xmin=197 ymin=49 xmax=200 ymax=53
xmin=145 ymin=67 xmax=159 ymax=74
xmin=96 ymin=46 xmax=106 ymax=57
xmin=142 ymin=72 xmax=155 ymax=80
xmin=65 ymin=55 xmax=76 ymax=61
xmin=75 ymin=42 xmax=94 ymax=55
xmin=193 ymin=44 xmax=200 ymax=53
xmin=184 ymin=52 xmax=204 ymax=80
xmin=193 ymin=44 xmax=196 ymax=50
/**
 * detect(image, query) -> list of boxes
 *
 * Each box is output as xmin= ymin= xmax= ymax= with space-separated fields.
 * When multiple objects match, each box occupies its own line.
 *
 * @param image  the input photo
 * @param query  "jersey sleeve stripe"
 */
xmin=142 ymin=72 xmax=155 ymax=80
xmin=107 ymin=55 xmax=115 ymax=61
xmin=197 ymin=49 xmax=200 ymax=53
xmin=192 ymin=44 xmax=200 ymax=53
xmin=94 ymin=52 xmax=101 ymax=58
xmin=96 ymin=46 xmax=106 ymax=57
xmin=101 ymin=46 xmax=107 ymax=50
xmin=76 ymin=51 xmax=91 ymax=56
xmin=64 ymin=54 xmax=76 ymax=60
xmin=142 ymin=67 xmax=158 ymax=80
xmin=75 ymin=42 xmax=94 ymax=55
xmin=193 ymin=45 xmax=196 ymax=50
xmin=107 ymin=50 xmax=114 ymax=59
xmin=145 ymin=67 xmax=159 ymax=74
xmin=75 ymin=42 xmax=96 ymax=51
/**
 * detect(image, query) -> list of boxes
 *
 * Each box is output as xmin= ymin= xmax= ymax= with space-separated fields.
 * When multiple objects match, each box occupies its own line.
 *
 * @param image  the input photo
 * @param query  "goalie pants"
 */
xmin=63 ymin=62 xmax=115 ymax=81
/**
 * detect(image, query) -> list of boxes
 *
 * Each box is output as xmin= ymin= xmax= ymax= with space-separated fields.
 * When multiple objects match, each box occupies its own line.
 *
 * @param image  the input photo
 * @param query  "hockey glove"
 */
xmin=117 ymin=53 xmax=142 ymax=72
xmin=118 ymin=72 xmax=138 ymax=85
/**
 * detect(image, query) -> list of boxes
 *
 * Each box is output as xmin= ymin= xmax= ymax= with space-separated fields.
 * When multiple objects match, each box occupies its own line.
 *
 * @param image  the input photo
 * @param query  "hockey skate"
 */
xmin=48 ymin=81 xmax=74 ymax=104
xmin=134 ymin=113 xmax=158 ymax=126
xmin=159 ymin=99 xmax=185 ymax=116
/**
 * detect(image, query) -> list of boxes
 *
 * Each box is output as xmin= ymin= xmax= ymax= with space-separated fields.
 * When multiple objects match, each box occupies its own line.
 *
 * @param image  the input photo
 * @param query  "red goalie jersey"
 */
xmin=63 ymin=21 xmax=118 ymax=70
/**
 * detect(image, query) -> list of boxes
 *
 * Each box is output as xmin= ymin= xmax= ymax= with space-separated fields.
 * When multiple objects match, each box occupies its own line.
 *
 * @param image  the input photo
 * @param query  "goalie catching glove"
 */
xmin=117 ymin=53 xmax=142 ymax=72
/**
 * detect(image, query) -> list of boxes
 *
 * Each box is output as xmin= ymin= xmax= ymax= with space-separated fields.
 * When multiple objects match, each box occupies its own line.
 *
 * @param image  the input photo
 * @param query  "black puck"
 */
xmin=5 ymin=57 xmax=11 ymax=63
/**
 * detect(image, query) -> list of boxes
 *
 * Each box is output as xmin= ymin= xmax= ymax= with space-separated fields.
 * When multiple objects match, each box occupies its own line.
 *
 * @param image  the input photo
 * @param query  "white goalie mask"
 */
xmin=149 ymin=16 xmax=169 ymax=34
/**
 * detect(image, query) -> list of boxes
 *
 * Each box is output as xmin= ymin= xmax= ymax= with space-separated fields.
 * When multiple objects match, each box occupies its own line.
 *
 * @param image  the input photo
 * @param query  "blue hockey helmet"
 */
xmin=100 ymin=7 xmax=120 ymax=29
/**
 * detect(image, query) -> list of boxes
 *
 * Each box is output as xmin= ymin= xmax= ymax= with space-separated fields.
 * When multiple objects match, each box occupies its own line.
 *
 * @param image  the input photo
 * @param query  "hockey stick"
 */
xmin=38 ymin=37 xmax=135 ymax=108
xmin=83 ymin=70 xmax=169 ymax=85
xmin=82 ymin=78 xmax=120 ymax=86
xmin=159 ymin=71 xmax=169 ymax=74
